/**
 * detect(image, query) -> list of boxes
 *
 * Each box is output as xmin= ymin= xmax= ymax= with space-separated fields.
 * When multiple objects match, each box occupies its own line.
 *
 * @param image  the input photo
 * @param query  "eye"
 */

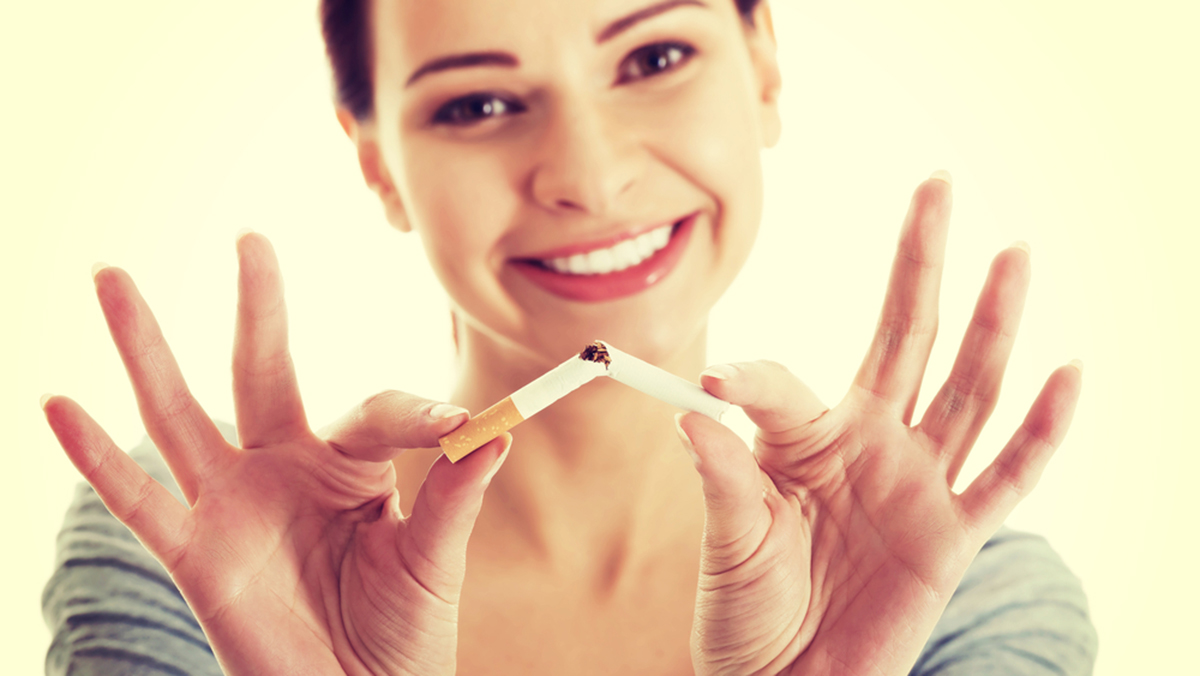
xmin=431 ymin=93 xmax=526 ymax=126
xmin=617 ymin=42 xmax=696 ymax=84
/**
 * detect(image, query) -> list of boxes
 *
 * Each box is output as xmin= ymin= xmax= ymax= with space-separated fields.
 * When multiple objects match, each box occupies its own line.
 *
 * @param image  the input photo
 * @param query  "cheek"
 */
xmin=399 ymin=144 xmax=520 ymax=292
xmin=641 ymin=60 xmax=765 ymax=207
xmin=641 ymin=64 xmax=766 ymax=262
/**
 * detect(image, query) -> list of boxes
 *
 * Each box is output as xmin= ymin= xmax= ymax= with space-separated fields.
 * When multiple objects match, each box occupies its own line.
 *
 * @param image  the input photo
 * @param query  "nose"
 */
xmin=530 ymin=97 xmax=642 ymax=216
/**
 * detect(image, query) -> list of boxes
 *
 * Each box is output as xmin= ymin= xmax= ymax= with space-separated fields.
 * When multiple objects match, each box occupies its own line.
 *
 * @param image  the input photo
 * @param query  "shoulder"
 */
xmin=41 ymin=424 xmax=236 ymax=676
xmin=911 ymin=527 xmax=1098 ymax=676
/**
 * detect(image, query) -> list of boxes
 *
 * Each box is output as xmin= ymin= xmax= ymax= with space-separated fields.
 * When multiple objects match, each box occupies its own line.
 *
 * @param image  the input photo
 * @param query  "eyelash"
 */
xmin=429 ymin=41 xmax=698 ymax=127
xmin=430 ymin=93 xmax=527 ymax=126
xmin=616 ymin=41 xmax=696 ymax=84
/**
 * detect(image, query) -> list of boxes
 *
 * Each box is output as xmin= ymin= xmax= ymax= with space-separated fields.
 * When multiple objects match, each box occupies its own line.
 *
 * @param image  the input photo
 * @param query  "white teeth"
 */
xmin=652 ymin=227 xmax=670 ymax=248
xmin=586 ymin=248 xmax=616 ymax=274
xmin=635 ymin=235 xmax=655 ymax=259
xmin=612 ymin=239 xmax=641 ymax=268
xmin=542 ymin=223 xmax=674 ymax=276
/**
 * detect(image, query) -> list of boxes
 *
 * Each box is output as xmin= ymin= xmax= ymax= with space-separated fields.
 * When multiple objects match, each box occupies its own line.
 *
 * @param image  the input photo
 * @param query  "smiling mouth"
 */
xmin=511 ymin=213 xmax=697 ymax=303
xmin=525 ymin=221 xmax=680 ymax=276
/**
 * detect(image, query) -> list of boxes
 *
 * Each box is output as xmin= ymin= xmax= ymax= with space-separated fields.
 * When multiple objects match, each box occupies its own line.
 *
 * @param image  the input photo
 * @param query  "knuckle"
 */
xmin=927 ymin=372 xmax=1000 ymax=442
xmin=877 ymin=316 xmax=938 ymax=357
xmin=968 ymin=312 xmax=1014 ymax=341
xmin=993 ymin=457 xmax=1031 ymax=498
xmin=81 ymin=446 xmax=116 ymax=489
xmin=939 ymin=372 xmax=980 ymax=413
xmin=129 ymin=330 xmax=167 ymax=361
xmin=232 ymin=349 xmax=293 ymax=379
xmin=897 ymin=246 xmax=940 ymax=271
xmin=940 ymin=382 xmax=969 ymax=417
xmin=155 ymin=386 xmax=198 ymax=421
xmin=243 ymin=295 xmax=286 ymax=324
xmin=120 ymin=479 xmax=157 ymax=525
xmin=1020 ymin=416 xmax=1057 ymax=449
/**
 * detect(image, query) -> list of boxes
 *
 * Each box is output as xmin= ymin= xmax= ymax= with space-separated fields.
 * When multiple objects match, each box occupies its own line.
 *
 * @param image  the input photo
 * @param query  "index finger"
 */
xmin=322 ymin=390 xmax=471 ymax=463
xmin=700 ymin=360 xmax=826 ymax=447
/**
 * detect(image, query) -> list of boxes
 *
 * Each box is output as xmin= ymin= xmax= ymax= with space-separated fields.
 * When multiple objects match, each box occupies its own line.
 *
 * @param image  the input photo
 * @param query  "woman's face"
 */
xmin=360 ymin=0 xmax=781 ymax=365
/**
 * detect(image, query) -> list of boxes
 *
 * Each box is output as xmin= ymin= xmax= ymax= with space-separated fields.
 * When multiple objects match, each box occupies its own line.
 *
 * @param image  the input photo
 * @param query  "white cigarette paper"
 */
xmin=512 ymin=357 xmax=607 ymax=418
xmin=439 ymin=340 xmax=729 ymax=462
xmin=598 ymin=341 xmax=730 ymax=420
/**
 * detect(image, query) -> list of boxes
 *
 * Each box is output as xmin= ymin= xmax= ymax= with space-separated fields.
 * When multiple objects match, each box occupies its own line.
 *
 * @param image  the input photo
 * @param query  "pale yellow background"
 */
xmin=3 ymin=1 xmax=1197 ymax=673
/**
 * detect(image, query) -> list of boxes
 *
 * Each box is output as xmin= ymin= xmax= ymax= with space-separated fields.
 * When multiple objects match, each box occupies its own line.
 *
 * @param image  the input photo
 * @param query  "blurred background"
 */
xmin=2 ymin=1 xmax=1196 ymax=673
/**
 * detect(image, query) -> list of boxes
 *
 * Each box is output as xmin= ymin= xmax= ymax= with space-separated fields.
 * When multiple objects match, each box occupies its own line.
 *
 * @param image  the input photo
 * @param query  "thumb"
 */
xmin=400 ymin=433 xmax=511 ymax=599
xmin=675 ymin=413 xmax=772 ymax=566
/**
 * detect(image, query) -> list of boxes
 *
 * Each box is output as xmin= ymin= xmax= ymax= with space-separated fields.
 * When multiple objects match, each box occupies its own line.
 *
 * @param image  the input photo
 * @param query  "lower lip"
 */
xmin=512 ymin=214 xmax=697 ymax=303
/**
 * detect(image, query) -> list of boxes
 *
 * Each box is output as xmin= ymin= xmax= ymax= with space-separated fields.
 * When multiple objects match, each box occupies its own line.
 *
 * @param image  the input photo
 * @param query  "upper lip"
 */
xmin=514 ymin=212 xmax=695 ymax=261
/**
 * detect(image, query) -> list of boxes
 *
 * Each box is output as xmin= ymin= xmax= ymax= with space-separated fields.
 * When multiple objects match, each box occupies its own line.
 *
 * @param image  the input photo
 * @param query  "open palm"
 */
xmin=680 ymin=175 xmax=1082 ymax=676
xmin=42 ymin=233 xmax=509 ymax=676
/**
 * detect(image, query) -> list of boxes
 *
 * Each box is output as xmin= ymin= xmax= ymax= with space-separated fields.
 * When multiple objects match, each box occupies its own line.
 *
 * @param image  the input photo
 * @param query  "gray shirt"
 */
xmin=43 ymin=431 xmax=1098 ymax=675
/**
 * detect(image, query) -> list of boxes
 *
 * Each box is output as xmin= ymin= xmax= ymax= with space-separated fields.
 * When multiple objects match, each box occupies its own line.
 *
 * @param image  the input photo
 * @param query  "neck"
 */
xmin=447 ymin=322 xmax=709 ymax=590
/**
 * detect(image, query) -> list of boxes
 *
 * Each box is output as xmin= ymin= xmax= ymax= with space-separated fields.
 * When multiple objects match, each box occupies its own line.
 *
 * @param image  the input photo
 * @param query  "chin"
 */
xmin=516 ymin=297 xmax=712 ymax=373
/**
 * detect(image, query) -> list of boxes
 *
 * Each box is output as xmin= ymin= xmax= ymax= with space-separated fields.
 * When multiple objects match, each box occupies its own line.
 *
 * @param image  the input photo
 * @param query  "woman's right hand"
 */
xmin=41 ymin=232 xmax=509 ymax=676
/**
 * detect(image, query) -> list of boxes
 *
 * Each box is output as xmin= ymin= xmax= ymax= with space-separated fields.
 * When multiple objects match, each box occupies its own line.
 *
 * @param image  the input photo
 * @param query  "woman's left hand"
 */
xmin=678 ymin=174 xmax=1082 ymax=676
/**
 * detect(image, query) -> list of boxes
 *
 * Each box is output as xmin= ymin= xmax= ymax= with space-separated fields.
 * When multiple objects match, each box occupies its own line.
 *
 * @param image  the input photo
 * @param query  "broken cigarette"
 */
xmin=599 ymin=341 xmax=730 ymax=420
xmin=439 ymin=340 xmax=730 ymax=462
xmin=438 ymin=355 xmax=607 ymax=462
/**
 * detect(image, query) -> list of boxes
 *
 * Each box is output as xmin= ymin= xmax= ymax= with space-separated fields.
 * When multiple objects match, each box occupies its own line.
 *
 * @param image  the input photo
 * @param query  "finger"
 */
xmin=852 ymin=174 xmax=952 ymax=421
xmin=920 ymin=244 xmax=1031 ymax=484
xmin=232 ymin=231 xmax=307 ymax=448
xmin=700 ymin=360 xmax=826 ymax=450
xmin=400 ymin=433 xmax=510 ymax=600
xmin=958 ymin=362 xmax=1082 ymax=535
xmin=322 ymin=390 xmax=471 ymax=463
xmin=94 ymin=265 xmax=231 ymax=504
xmin=676 ymin=412 xmax=774 ymax=567
xmin=42 ymin=395 xmax=189 ymax=568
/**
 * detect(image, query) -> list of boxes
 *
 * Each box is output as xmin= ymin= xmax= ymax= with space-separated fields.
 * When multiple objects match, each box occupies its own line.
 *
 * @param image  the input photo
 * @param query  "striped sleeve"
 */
xmin=42 ymin=433 xmax=228 ymax=676
xmin=910 ymin=528 xmax=1098 ymax=676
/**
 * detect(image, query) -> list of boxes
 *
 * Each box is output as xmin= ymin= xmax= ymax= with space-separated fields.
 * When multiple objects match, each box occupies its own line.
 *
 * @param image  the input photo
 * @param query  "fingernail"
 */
xmin=91 ymin=262 xmax=109 ymax=279
xmin=481 ymin=436 xmax=511 ymax=485
xmin=700 ymin=364 xmax=739 ymax=381
xmin=1010 ymin=240 xmax=1031 ymax=255
xmin=236 ymin=227 xmax=255 ymax=242
xmin=1068 ymin=358 xmax=1084 ymax=374
xmin=929 ymin=169 xmax=953 ymax=186
xmin=673 ymin=413 xmax=700 ymax=466
xmin=39 ymin=393 xmax=53 ymax=409
xmin=429 ymin=403 xmax=469 ymax=421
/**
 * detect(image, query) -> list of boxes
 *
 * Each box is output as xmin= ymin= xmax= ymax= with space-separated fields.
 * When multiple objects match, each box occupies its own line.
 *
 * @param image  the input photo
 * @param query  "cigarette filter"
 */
xmin=439 ymin=357 xmax=606 ymax=462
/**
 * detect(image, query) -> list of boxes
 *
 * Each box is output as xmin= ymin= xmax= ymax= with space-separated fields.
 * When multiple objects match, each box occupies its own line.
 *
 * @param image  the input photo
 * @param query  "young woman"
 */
xmin=42 ymin=1 xmax=1096 ymax=674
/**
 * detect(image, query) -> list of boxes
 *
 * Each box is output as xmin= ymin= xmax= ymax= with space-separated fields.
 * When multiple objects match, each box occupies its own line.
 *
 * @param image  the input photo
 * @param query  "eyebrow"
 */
xmin=406 ymin=51 xmax=519 ymax=88
xmin=404 ymin=0 xmax=707 ymax=88
xmin=597 ymin=0 xmax=708 ymax=43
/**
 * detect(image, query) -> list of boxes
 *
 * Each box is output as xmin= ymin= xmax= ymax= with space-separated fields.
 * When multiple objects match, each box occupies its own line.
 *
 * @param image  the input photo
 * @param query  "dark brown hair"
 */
xmin=321 ymin=0 xmax=764 ymax=121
